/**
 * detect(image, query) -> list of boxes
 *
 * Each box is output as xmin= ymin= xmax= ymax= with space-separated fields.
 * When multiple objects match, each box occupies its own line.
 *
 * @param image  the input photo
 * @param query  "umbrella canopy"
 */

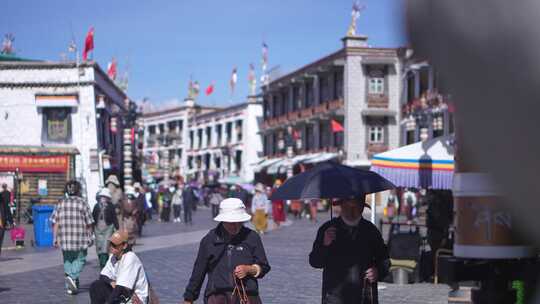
xmin=370 ymin=135 xmax=454 ymax=189
xmin=269 ymin=161 xmax=395 ymax=201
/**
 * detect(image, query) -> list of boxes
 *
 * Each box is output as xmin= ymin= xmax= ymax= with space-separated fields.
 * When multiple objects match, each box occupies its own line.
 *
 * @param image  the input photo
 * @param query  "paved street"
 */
xmin=0 ymin=208 xmax=449 ymax=303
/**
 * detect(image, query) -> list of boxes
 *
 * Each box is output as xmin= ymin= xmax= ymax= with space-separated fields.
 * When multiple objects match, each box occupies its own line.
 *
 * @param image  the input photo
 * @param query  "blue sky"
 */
xmin=1 ymin=0 xmax=406 ymax=108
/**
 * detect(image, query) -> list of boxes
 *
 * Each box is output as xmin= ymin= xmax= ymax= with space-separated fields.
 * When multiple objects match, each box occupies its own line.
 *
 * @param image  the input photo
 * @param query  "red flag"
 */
xmin=205 ymin=83 xmax=214 ymax=96
xmin=331 ymin=120 xmax=344 ymax=133
xmin=82 ymin=27 xmax=94 ymax=61
xmin=107 ymin=58 xmax=117 ymax=80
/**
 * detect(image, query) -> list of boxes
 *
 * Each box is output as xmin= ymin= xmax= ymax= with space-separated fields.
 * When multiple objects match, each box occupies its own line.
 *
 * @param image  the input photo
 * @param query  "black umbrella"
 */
xmin=269 ymin=161 xmax=395 ymax=201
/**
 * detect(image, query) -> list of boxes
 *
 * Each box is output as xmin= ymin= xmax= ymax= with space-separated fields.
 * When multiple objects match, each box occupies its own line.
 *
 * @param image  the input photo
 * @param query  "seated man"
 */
xmin=89 ymin=230 xmax=149 ymax=304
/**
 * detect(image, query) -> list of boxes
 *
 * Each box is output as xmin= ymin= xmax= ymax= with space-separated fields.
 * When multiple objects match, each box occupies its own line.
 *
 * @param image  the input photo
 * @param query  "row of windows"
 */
xmin=264 ymin=71 xmax=344 ymax=119
xmin=189 ymin=120 xmax=243 ymax=149
xmin=147 ymin=120 xmax=184 ymax=135
xmin=264 ymin=76 xmax=385 ymax=119
xmin=187 ymin=151 xmax=243 ymax=170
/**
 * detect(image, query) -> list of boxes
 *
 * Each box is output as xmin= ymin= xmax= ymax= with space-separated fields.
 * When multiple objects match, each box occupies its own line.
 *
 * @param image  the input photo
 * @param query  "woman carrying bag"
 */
xmin=183 ymin=198 xmax=271 ymax=304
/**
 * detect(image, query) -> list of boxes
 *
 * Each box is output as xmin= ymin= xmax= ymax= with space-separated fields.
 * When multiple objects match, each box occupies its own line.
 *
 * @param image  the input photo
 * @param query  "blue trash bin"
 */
xmin=32 ymin=205 xmax=55 ymax=247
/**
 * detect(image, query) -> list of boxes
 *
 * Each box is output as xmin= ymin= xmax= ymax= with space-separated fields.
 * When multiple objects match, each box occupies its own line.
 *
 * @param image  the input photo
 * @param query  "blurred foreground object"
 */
xmin=407 ymin=1 xmax=540 ymax=302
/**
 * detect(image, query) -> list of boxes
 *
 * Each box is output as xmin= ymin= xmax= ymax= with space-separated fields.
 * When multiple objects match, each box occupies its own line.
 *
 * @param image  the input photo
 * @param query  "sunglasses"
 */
xmin=109 ymin=241 xmax=126 ymax=249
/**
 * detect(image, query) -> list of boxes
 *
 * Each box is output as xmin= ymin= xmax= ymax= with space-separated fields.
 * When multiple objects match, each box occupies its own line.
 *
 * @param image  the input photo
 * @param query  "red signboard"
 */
xmin=0 ymin=155 xmax=69 ymax=173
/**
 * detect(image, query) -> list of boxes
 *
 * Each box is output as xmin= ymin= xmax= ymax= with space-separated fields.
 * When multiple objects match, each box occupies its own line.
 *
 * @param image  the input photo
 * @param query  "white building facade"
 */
xmin=141 ymin=97 xmax=263 ymax=184
xmin=0 ymin=61 xmax=128 ymax=208
xmin=186 ymin=97 xmax=263 ymax=184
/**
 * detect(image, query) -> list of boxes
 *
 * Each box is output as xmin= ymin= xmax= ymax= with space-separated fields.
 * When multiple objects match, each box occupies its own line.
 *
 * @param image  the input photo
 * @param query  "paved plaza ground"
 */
xmin=0 ymin=207 xmax=450 ymax=303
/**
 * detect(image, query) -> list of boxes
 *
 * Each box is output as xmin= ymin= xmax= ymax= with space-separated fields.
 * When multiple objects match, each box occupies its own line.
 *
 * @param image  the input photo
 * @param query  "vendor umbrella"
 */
xmin=269 ymin=161 xmax=395 ymax=219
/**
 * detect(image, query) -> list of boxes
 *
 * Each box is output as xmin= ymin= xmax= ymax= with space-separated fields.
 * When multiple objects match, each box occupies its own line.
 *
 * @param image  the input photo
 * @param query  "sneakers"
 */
xmin=65 ymin=276 xmax=77 ymax=294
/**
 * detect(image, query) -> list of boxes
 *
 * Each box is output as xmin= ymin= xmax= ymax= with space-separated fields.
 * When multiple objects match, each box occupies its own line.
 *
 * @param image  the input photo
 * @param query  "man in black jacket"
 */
xmin=183 ymin=198 xmax=271 ymax=304
xmin=0 ymin=183 xmax=13 ymax=257
xmin=309 ymin=197 xmax=390 ymax=304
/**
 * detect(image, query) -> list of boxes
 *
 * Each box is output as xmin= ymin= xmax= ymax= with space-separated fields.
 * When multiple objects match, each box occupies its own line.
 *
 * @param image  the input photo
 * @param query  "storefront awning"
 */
xmin=370 ymin=135 xmax=454 ymax=190
xmin=304 ymin=153 xmax=338 ymax=164
xmin=267 ymin=154 xmax=319 ymax=174
xmin=253 ymin=157 xmax=283 ymax=173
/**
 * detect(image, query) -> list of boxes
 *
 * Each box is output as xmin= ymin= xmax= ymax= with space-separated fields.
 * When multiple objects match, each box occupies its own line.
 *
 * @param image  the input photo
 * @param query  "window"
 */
xmin=197 ymin=129 xmax=203 ymax=148
xmin=292 ymin=86 xmax=300 ymax=111
xmin=226 ymin=122 xmax=232 ymax=143
xmin=334 ymin=71 xmax=343 ymax=99
xmin=235 ymin=150 xmax=242 ymax=171
xmin=158 ymin=124 xmax=165 ymax=134
xmin=369 ymin=126 xmax=384 ymax=144
xmin=236 ymin=120 xmax=243 ymax=142
xmin=305 ymin=82 xmax=314 ymax=107
xmin=206 ymin=127 xmax=212 ymax=147
xmin=148 ymin=125 xmax=156 ymax=135
xmin=188 ymin=156 xmax=193 ymax=169
xmin=189 ymin=131 xmax=194 ymax=149
xmin=42 ymin=107 xmax=72 ymax=143
xmin=167 ymin=121 xmax=177 ymax=133
xmin=216 ymin=124 xmax=223 ymax=146
xmin=369 ymin=78 xmax=384 ymax=94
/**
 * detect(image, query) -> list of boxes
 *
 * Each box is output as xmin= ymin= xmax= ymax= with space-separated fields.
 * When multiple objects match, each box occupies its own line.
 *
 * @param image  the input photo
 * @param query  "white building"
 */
xmin=140 ymin=100 xmax=215 ymax=183
xmin=0 ymin=60 xmax=128 ymax=208
xmin=186 ymin=96 xmax=263 ymax=184
xmin=141 ymin=97 xmax=263 ymax=184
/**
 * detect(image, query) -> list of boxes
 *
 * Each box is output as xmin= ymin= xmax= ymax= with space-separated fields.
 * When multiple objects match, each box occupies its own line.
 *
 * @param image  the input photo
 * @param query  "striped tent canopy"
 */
xmin=370 ymin=135 xmax=454 ymax=189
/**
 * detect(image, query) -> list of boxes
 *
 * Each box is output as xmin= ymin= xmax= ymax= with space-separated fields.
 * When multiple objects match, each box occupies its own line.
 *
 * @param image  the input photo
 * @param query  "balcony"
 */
xmin=314 ymin=102 xmax=329 ymax=114
xmin=287 ymin=111 xmax=300 ymax=121
xmin=300 ymin=107 xmax=314 ymax=119
xmin=367 ymin=94 xmax=389 ymax=108
xmin=328 ymin=98 xmax=344 ymax=111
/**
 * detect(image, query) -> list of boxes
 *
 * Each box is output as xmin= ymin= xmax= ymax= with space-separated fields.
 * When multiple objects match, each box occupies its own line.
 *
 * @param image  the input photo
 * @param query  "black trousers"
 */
xmin=183 ymin=204 xmax=192 ymax=224
xmin=89 ymin=279 xmax=113 ymax=304
xmin=161 ymin=206 xmax=171 ymax=222
xmin=173 ymin=205 xmax=182 ymax=219
xmin=0 ymin=227 xmax=5 ymax=256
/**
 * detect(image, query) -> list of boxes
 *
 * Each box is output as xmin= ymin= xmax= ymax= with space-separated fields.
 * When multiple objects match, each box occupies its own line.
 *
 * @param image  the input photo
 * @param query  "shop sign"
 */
xmin=0 ymin=155 xmax=69 ymax=173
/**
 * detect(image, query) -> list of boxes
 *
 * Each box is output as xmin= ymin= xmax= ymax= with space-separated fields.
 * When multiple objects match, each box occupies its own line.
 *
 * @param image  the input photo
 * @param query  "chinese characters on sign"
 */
xmin=0 ymin=155 xmax=69 ymax=173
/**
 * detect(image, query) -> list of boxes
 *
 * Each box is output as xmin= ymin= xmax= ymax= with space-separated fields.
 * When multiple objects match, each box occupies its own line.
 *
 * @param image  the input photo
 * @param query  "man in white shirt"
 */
xmin=89 ymin=230 xmax=149 ymax=304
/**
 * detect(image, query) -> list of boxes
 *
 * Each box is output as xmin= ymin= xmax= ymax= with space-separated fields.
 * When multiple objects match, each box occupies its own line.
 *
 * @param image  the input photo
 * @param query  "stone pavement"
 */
xmin=0 ymin=208 xmax=450 ymax=303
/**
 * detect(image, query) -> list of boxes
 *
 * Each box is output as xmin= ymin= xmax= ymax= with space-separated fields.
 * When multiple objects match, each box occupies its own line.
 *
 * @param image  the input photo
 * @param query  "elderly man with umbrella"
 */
xmin=271 ymin=161 xmax=393 ymax=304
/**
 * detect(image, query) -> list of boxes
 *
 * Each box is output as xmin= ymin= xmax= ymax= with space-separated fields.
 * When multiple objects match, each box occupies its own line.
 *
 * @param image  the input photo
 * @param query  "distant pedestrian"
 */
xmin=290 ymin=199 xmax=303 ymax=220
xmin=182 ymin=183 xmax=197 ymax=225
xmin=160 ymin=185 xmax=173 ymax=222
xmin=208 ymin=187 xmax=224 ymax=219
xmin=92 ymin=188 xmax=119 ymax=269
xmin=89 ymin=230 xmax=152 ymax=304
xmin=52 ymin=180 xmax=94 ymax=295
xmin=105 ymin=175 xmax=123 ymax=224
xmin=271 ymin=180 xmax=286 ymax=227
xmin=144 ymin=185 xmax=156 ymax=220
xmin=183 ymin=198 xmax=271 ymax=304
xmin=133 ymin=183 xmax=146 ymax=237
xmin=0 ymin=183 xmax=13 ymax=257
xmin=172 ymin=184 xmax=184 ymax=223
xmin=251 ymin=183 xmax=270 ymax=234
xmin=121 ymin=187 xmax=140 ymax=246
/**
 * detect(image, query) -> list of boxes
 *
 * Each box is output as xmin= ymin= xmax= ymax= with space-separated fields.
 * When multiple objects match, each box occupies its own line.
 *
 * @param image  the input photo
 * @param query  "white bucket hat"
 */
xmin=214 ymin=198 xmax=252 ymax=223
xmin=98 ymin=188 xmax=112 ymax=199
